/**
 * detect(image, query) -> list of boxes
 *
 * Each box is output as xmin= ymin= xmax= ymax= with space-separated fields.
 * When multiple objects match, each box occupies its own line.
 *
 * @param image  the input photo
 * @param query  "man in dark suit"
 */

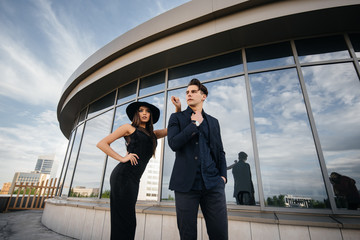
xmin=167 ymin=78 xmax=228 ymax=240
xmin=227 ymin=152 xmax=255 ymax=205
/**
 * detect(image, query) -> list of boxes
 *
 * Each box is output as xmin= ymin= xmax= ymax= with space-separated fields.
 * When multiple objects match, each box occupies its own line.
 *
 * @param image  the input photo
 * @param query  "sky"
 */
xmin=0 ymin=0 xmax=190 ymax=188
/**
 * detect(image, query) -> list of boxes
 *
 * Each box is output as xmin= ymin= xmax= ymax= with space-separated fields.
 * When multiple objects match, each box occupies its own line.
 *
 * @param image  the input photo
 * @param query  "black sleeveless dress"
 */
xmin=109 ymin=128 xmax=155 ymax=240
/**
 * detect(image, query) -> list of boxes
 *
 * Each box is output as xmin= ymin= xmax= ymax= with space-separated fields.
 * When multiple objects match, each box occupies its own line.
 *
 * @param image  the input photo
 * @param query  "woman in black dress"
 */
xmin=97 ymin=98 xmax=180 ymax=239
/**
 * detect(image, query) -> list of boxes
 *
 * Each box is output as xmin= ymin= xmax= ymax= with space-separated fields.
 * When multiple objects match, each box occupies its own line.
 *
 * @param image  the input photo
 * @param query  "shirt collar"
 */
xmin=185 ymin=106 xmax=206 ymax=117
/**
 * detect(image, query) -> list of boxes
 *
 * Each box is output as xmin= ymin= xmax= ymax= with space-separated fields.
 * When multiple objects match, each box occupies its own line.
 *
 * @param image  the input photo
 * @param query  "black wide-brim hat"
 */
xmin=126 ymin=101 xmax=160 ymax=124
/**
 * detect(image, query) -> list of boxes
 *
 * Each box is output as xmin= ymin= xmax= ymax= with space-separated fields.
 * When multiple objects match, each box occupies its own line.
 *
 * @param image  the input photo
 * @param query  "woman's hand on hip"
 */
xmin=120 ymin=152 xmax=139 ymax=165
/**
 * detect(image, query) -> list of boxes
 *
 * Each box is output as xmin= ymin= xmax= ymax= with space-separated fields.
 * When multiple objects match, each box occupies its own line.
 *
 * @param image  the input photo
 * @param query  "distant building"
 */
xmin=0 ymin=182 xmax=11 ymax=195
xmin=71 ymin=186 xmax=99 ymax=197
xmin=9 ymin=172 xmax=49 ymax=194
xmin=138 ymin=157 xmax=160 ymax=201
xmin=284 ymin=194 xmax=313 ymax=208
xmin=35 ymin=155 xmax=55 ymax=175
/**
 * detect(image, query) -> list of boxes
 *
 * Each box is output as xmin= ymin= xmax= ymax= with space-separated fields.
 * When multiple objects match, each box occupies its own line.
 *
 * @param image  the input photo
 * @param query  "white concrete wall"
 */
xmin=42 ymin=202 xmax=360 ymax=240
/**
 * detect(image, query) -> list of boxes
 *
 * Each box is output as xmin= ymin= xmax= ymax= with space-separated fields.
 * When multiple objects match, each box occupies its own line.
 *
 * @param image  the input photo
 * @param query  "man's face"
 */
xmin=186 ymin=85 xmax=206 ymax=107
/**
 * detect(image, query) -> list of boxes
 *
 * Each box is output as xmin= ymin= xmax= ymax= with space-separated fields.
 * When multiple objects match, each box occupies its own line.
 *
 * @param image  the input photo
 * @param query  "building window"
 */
xmin=168 ymin=51 xmax=243 ymax=89
xmin=205 ymin=77 xmax=257 ymax=205
xmin=349 ymin=33 xmax=360 ymax=58
xmin=101 ymin=104 xmax=128 ymax=198
xmin=69 ymin=110 xmax=113 ymax=197
xmin=246 ymin=41 xmax=294 ymax=71
xmin=249 ymin=68 xmax=329 ymax=208
xmin=87 ymin=91 xmax=116 ymax=119
xmin=295 ymin=35 xmax=350 ymax=63
xmin=117 ymin=81 xmax=137 ymax=105
xmin=139 ymin=71 xmax=165 ymax=96
xmin=302 ymin=62 xmax=360 ymax=210
xmin=61 ymin=124 xmax=84 ymax=197
xmin=61 ymin=33 xmax=360 ymax=212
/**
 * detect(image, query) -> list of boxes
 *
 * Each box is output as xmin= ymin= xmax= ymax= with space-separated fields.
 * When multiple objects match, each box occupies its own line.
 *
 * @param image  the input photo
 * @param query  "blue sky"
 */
xmin=0 ymin=0 xmax=189 ymax=188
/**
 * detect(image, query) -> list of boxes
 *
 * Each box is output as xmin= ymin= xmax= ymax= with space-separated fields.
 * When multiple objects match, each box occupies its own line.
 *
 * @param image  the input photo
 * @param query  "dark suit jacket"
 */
xmin=232 ymin=161 xmax=254 ymax=197
xmin=167 ymin=107 xmax=227 ymax=192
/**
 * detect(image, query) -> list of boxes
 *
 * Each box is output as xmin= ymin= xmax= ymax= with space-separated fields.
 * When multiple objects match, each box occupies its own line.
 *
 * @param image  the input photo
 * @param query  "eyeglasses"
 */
xmin=186 ymin=89 xmax=200 ymax=95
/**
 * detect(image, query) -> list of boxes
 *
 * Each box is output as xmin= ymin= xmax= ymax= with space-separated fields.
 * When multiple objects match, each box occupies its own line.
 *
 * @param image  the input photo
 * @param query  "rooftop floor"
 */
xmin=0 ymin=210 xmax=75 ymax=240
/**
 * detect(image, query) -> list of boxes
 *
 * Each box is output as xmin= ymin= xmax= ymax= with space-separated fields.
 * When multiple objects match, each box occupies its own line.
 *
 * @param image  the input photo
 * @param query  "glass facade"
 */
xmin=59 ymin=33 xmax=360 ymax=213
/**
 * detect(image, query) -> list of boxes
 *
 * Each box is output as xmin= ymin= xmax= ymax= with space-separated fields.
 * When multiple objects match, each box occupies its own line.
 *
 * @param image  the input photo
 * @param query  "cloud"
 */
xmin=35 ymin=0 xmax=96 ymax=72
xmin=0 ymin=109 xmax=68 ymax=186
xmin=0 ymin=0 xmax=96 ymax=106
xmin=0 ymin=35 xmax=63 ymax=106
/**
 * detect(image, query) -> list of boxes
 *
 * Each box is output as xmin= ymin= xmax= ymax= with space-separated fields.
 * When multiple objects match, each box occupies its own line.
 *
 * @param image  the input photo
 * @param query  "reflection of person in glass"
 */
xmin=167 ymin=79 xmax=228 ymax=240
xmin=329 ymin=172 xmax=360 ymax=210
xmin=227 ymin=151 xmax=255 ymax=205
xmin=97 ymin=100 xmax=180 ymax=240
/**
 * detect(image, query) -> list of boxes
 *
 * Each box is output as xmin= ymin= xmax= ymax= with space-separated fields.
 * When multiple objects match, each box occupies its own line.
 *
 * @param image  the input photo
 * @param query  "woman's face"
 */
xmin=138 ymin=106 xmax=151 ymax=123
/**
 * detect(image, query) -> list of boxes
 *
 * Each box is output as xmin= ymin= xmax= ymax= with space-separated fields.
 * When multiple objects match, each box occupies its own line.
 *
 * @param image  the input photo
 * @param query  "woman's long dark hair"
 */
xmin=130 ymin=108 xmax=157 ymax=155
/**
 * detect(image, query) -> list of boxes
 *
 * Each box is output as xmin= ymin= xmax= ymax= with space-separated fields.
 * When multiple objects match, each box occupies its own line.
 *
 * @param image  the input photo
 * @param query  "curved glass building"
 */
xmin=47 ymin=1 xmax=360 ymax=238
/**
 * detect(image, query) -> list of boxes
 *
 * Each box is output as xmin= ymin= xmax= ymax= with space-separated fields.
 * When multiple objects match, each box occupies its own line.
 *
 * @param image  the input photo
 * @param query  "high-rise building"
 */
xmin=34 ymin=155 xmax=56 ymax=176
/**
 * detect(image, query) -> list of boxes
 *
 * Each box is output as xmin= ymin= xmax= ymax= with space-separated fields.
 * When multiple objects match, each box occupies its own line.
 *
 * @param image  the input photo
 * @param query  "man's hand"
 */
xmin=191 ymin=110 xmax=203 ymax=124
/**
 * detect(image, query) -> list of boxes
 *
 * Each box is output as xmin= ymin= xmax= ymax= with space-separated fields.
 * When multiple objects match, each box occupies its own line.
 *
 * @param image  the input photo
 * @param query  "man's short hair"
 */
xmin=238 ymin=151 xmax=248 ymax=160
xmin=188 ymin=78 xmax=208 ymax=96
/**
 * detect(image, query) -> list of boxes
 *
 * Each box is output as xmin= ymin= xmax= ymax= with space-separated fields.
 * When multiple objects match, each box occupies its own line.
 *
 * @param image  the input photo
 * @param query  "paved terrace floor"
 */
xmin=0 ymin=210 xmax=75 ymax=240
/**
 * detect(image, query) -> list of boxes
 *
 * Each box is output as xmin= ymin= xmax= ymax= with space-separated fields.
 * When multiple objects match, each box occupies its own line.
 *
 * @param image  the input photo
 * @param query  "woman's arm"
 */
xmin=171 ymin=96 xmax=181 ymax=112
xmin=154 ymin=128 xmax=167 ymax=139
xmin=154 ymin=96 xmax=181 ymax=139
xmin=96 ymin=123 xmax=139 ymax=165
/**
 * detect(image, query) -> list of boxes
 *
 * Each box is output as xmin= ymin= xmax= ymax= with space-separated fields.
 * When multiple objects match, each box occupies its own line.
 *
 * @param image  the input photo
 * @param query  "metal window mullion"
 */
xmin=57 ymin=130 xmax=76 ymax=196
xmin=242 ymin=48 xmax=265 ymax=210
xmin=84 ymin=103 xmax=89 ymax=120
xmin=344 ymin=33 xmax=360 ymax=81
xmin=68 ymin=123 xmax=86 ymax=197
xmin=136 ymin=78 xmax=140 ymax=100
xmin=157 ymin=69 xmax=169 ymax=203
xmin=290 ymin=40 xmax=337 ymax=213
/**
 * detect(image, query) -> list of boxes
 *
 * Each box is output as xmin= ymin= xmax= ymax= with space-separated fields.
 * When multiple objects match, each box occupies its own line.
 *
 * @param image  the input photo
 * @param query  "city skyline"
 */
xmin=0 ymin=0 xmax=190 ymax=188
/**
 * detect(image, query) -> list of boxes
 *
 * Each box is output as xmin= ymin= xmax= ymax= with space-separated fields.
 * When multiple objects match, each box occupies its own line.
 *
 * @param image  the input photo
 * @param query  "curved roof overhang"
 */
xmin=58 ymin=0 xmax=360 ymax=138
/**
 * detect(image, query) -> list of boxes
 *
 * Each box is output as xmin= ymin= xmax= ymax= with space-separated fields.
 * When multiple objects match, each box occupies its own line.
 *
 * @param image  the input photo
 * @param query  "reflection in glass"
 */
xmin=330 ymin=172 xmax=360 ymax=210
xmin=246 ymin=42 xmax=294 ymax=71
xmin=102 ymin=105 xmax=128 ymax=198
xmin=249 ymin=68 xmax=329 ymax=208
xmin=349 ymin=33 xmax=360 ymax=58
xmin=70 ymin=110 xmax=114 ymax=198
xmin=296 ymin=35 xmax=350 ymax=63
xmin=61 ymin=124 xmax=84 ymax=197
xmin=204 ymin=78 xmax=257 ymax=204
xmin=88 ymin=91 xmax=116 ymax=119
xmin=139 ymin=71 xmax=165 ymax=96
xmin=137 ymin=94 xmax=165 ymax=201
xmin=161 ymin=77 xmax=257 ymax=204
xmin=168 ymin=51 xmax=243 ymax=89
xmin=117 ymin=81 xmax=137 ymax=105
xmin=57 ymin=130 xmax=75 ymax=195
xmin=162 ymin=88 xmax=185 ymax=201
xmin=227 ymin=152 xmax=255 ymax=205
xmin=302 ymin=63 xmax=360 ymax=210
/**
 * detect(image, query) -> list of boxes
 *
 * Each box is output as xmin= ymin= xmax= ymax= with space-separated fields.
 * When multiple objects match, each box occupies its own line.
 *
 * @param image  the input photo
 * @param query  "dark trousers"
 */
xmin=174 ymin=182 xmax=228 ymax=240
